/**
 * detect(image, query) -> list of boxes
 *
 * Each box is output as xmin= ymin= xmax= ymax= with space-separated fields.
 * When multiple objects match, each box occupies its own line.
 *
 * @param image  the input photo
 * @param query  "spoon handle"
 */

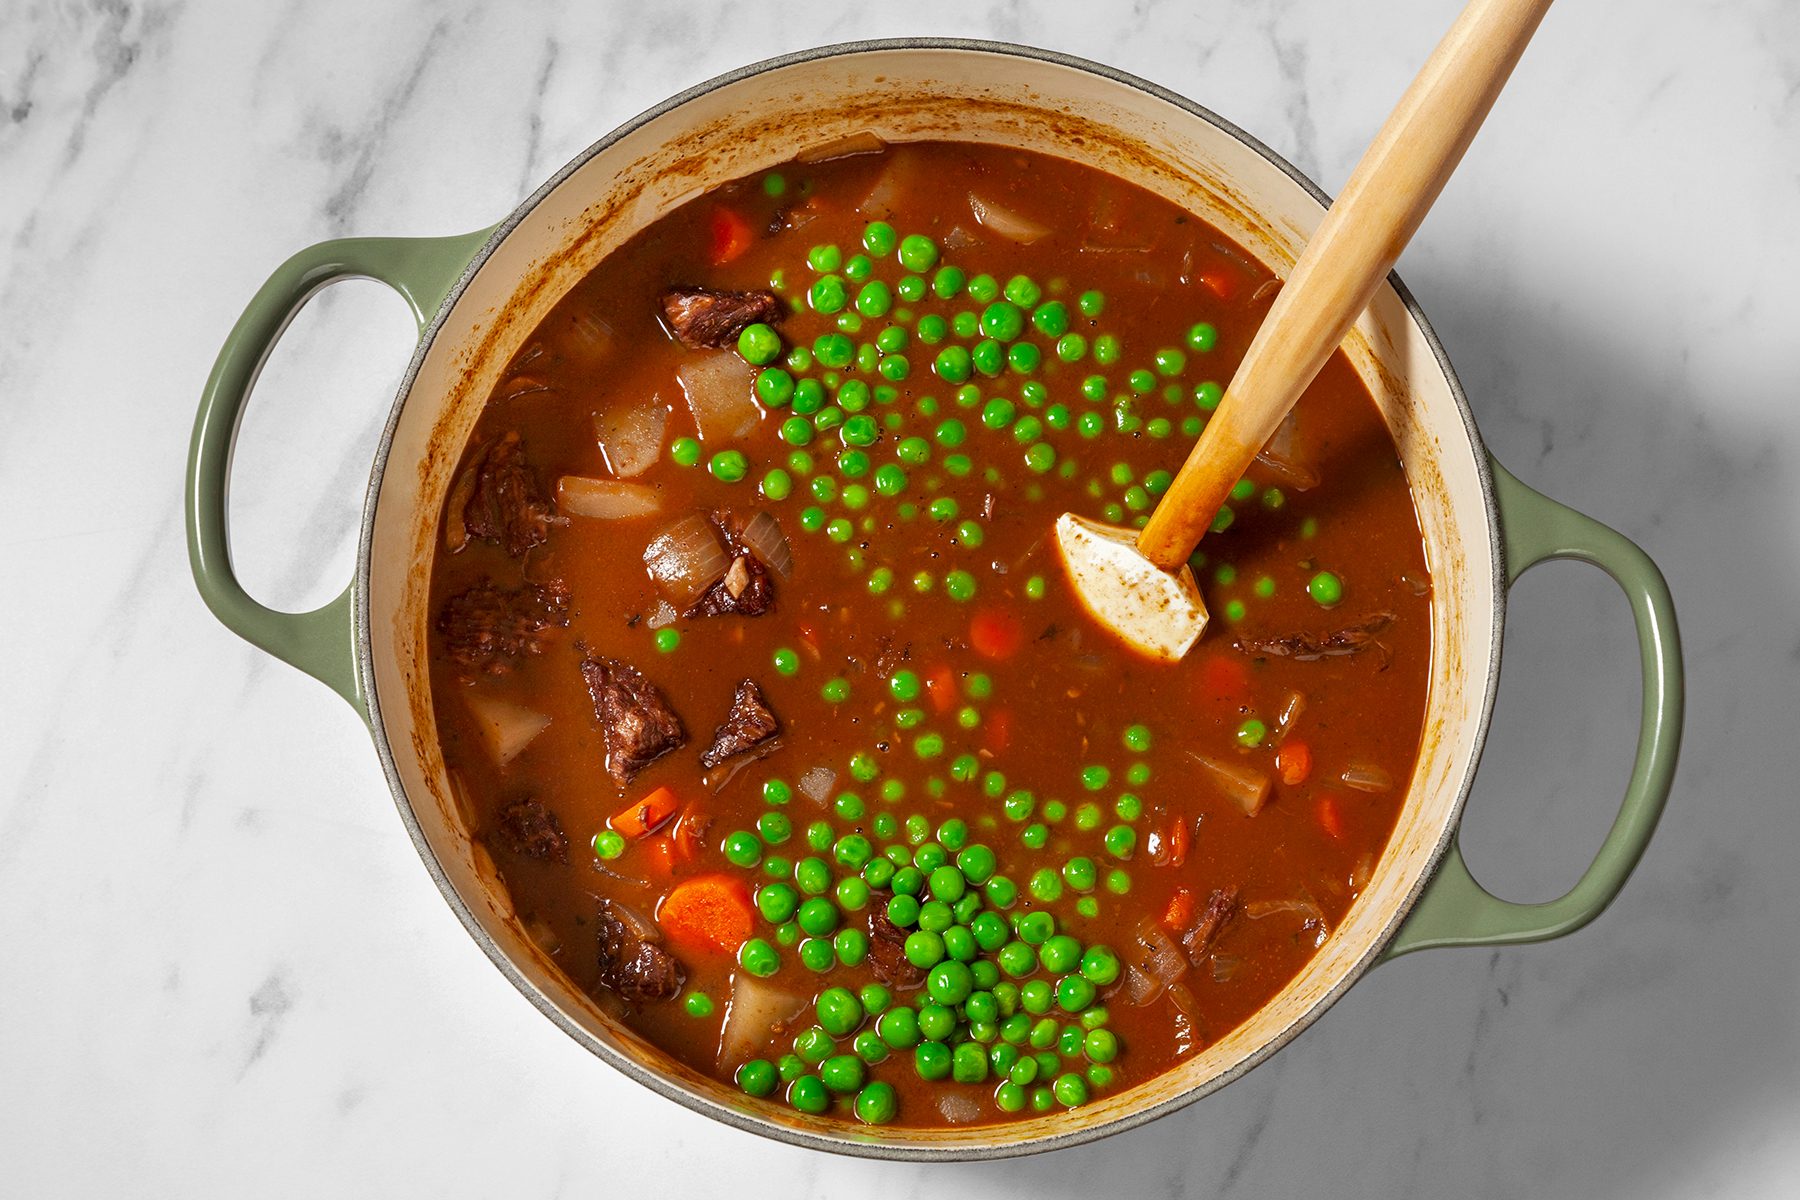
xmin=1138 ymin=0 xmax=1555 ymax=570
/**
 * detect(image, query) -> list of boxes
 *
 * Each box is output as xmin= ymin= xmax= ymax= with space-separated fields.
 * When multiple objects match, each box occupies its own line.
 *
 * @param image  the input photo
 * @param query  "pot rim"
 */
xmin=353 ymin=36 xmax=1505 ymax=1160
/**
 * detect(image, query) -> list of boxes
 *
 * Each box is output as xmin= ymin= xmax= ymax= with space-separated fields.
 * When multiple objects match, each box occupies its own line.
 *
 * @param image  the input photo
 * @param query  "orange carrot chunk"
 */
xmin=708 ymin=207 xmax=756 ymax=266
xmin=1277 ymin=741 xmax=1313 ymax=787
xmin=1162 ymin=886 xmax=1196 ymax=932
xmin=658 ymin=874 xmax=755 ymax=955
xmin=970 ymin=609 xmax=1024 ymax=659
xmin=1317 ymin=793 xmax=1345 ymax=839
xmin=611 ymin=785 xmax=680 ymax=840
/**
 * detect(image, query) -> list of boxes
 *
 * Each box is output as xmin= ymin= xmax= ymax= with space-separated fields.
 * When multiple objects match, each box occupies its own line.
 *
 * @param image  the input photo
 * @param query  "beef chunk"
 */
xmin=1235 ymin=612 xmax=1397 ymax=667
xmin=1181 ymin=887 xmax=1240 ymax=965
xmin=595 ymin=899 xmax=685 ymax=1003
xmin=437 ymin=579 xmax=571 ymax=675
xmin=462 ymin=432 xmax=558 ymax=557
xmin=685 ymin=549 xmax=774 ymax=617
xmin=581 ymin=656 xmax=686 ymax=784
xmin=699 ymin=679 xmax=782 ymax=769
xmin=490 ymin=796 xmax=568 ymax=864
xmin=866 ymin=893 xmax=926 ymax=990
xmin=660 ymin=287 xmax=782 ymax=349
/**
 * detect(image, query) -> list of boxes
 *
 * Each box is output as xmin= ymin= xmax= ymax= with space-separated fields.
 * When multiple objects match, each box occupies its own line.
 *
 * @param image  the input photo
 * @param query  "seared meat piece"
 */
xmin=1235 ymin=613 xmax=1397 ymax=667
xmin=437 ymin=579 xmax=571 ymax=675
xmin=490 ymin=796 xmax=568 ymax=864
xmin=595 ymin=899 xmax=685 ymax=1003
xmin=660 ymin=287 xmax=782 ymax=349
xmin=699 ymin=679 xmax=781 ymax=769
xmin=685 ymin=549 xmax=773 ymax=617
xmin=462 ymin=432 xmax=559 ymax=557
xmin=1181 ymin=887 xmax=1240 ymax=965
xmin=581 ymin=656 xmax=687 ymax=784
xmin=865 ymin=893 xmax=926 ymax=990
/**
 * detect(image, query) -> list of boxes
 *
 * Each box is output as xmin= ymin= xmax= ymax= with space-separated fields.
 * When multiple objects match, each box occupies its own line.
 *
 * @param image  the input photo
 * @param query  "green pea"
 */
xmin=928 ymin=864 xmax=967 ymax=903
xmin=957 ymin=845 xmax=997 ymax=886
xmin=914 ymin=1042 xmax=952 ymax=1081
xmin=787 ymin=1074 xmax=829 ymax=1113
xmin=1237 ymin=718 xmax=1268 ymax=747
xmin=979 ymin=301 xmax=1025 ymax=342
xmin=1103 ymin=824 xmax=1137 ymax=860
xmin=916 ymin=894 xmax=951 ymax=927
xmin=1057 ymin=332 xmax=1088 ymax=362
xmin=736 ymin=1058 xmax=777 ymax=1097
xmin=795 ymin=856 xmax=832 ymax=896
xmin=844 ymin=254 xmax=873 ymax=283
xmin=928 ymin=960 xmax=974 ymax=1005
xmin=904 ymin=929 xmax=946 ymax=969
xmin=1154 ymin=346 xmax=1187 ymax=377
xmin=1080 ymin=946 xmax=1121 ymax=986
xmin=816 ymin=986 xmax=865 ymax=1037
xmin=886 ymin=892 xmax=921 ymax=927
xmin=855 ymin=280 xmax=892 ymax=318
xmin=810 ymin=275 xmax=848 ymax=314
xmin=739 ymin=938 xmax=780 ymax=977
xmin=722 ymin=831 xmax=761 ymax=868
xmin=1057 ymin=974 xmax=1097 ymax=1012
xmin=592 ymin=829 xmax=626 ymax=860
xmin=1078 ymin=290 xmax=1105 ymax=317
xmin=821 ymin=1052 xmax=866 ymax=1094
xmin=1187 ymin=321 xmax=1218 ymax=352
xmin=814 ymin=332 xmax=854 ymax=368
xmin=877 ymin=1005 xmax=921 ymax=1049
xmin=932 ymin=265 xmax=966 ymax=299
xmin=1105 ymin=869 xmax=1131 ymax=895
xmin=1194 ymin=379 xmax=1224 ymax=410
xmin=853 ymin=1080 xmax=897 ymax=1125
xmin=863 ymin=856 xmax=896 ymax=889
xmin=670 ymin=436 xmax=701 ymax=467
xmin=1020 ymin=823 xmax=1048 ymax=850
xmin=944 ymin=570 xmax=977 ymax=602
xmin=808 ymin=244 xmax=843 ymax=272
xmin=942 ymin=924 xmax=977 ymax=963
xmin=934 ymin=345 xmax=972 ymax=382
xmin=863 ymin=220 xmax=897 ymax=256
xmin=897 ymin=233 xmax=940 ymax=272
xmin=1017 ymin=911 xmax=1055 ymax=945
xmin=1093 ymin=334 xmax=1121 ymax=366
xmin=1309 ymin=570 xmax=1344 ymax=606
xmin=799 ymin=936 xmax=837 ymax=972
xmin=985 ymin=875 xmax=1019 ymax=910
xmin=1028 ymin=868 xmax=1064 ymax=903
xmin=1062 ymin=857 xmax=1098 ymax=893
xmin=918 ymin=1003 xmax=957 ymax=1042
xmin=737 ymin=323 xmax=782 ymax=366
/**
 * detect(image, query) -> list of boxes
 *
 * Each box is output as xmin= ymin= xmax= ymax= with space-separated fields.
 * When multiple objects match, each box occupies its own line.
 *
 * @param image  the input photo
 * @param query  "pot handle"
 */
xmin=1382 ymin=457 xmax=1682 ymax=958
xmin=185 ymin=228 xmax=495 ymax=718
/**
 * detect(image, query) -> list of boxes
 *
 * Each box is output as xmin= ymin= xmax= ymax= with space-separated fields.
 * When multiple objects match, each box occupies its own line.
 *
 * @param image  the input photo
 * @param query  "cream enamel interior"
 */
xmin=363 ymin=45 xmax=1499 ymax=1156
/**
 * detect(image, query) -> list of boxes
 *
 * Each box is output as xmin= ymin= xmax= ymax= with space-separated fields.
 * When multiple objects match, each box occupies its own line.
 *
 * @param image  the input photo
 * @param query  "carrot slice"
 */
xmin=983 ymin=707 xmax=1012 ymax=754
xmin=1317 ymin=793 xmax=1345 ymax=839
xmin=1276 ymin=741 xmax=1313 ymax=786
xmin=658 ymin=873 xmax=755 ymax=955
xmin=1198 ymin=653 xmax=1250 ymax=702
xmin=708 ymin=207 xmax=756 ymax=266
xmin=611 ymin=785 xmax=680 ymax=840
xmin=1162 ymin=887 xmax=1196 ymax=932
xmin=1199 ymin=266 xmax=1239 ymax=301
xmin=970 ymin=609 xmax=1024 ymax=659
xmin=925 ymin=663 xmax=957 ymax=714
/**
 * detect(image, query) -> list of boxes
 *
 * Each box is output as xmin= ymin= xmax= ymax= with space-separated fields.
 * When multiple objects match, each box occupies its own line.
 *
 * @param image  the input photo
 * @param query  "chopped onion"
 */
xmin=677 ymin=353 xmax=760 ymax=442
xmin=937 ymin=1093 xmax=986 ymax=1124
xmin=796 ymin=130 xmax=887 ymax=163
xmin=737 ymin=510 xmax=793 ymax=578
xmin=717 ymin=975 xmax=807 ymax=1067
xmin=857 ymin=146 xmax=919 ymax=219
xmin=557 ymin=476 xmax=661 ymax=520
xmin=594 ymin=401 xmax=668 ymax=478
xmin=969 ymin=192 xmax=1051 ymax=244
xmin=494 ymin=373 xmax=553 ymax=403
xmin=1256 ymin=411 xmax=1321 ymax=491
xmin=463 ymin=692 xmax=550 ymax=766
xmin=604 ymin=898 xmax=659 ymax=941
xmin=1276 ymin=690 xmax=1307 ymax=733
xmin=444 ymin=459 xmax=479 ymax=553
xmin=524 ymin=916 xmax=561 ymax=957
xmin=1340 ymin=763 xmax=1394 ymax=793
xmin=1209 ymin=954 xmax=1242 ymax=984
xmin=645 ymin=600 xmax=677 ymax=630
xmin=643 ymin=514 xmax=729 ymax=607
xmin=567 ymin=310 xmax=615 ymax=362
xmin=1246 ymin=897 xmax=1328 ymax=926
xmin=1122 ymin=964 xmax=1162 ymax=1006
xmin=1186 ymin=749 xmax=1272 ymax=816
xmin=1349 ymin=853 xmax=1375 ymax=894
xmin=798 ymin=766 xmax=837 ymax=804
xmin=1124 ymin=916 xmax=1189 ymax=1006
xmin=1165 ymin=982 xmax=1200 ymax=1017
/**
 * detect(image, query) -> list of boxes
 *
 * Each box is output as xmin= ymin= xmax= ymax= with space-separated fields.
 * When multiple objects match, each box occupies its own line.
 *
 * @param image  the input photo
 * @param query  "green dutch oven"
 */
xmin=185 ymin=40 xmax=1681 ymax=1159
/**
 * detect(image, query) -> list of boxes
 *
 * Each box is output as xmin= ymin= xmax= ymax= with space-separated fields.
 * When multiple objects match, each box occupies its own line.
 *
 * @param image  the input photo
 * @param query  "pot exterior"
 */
xmin=355 ymin=41 xmax=1504 ymax=1158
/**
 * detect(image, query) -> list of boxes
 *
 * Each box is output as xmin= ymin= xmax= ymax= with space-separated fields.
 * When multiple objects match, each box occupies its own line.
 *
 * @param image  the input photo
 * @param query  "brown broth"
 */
xmin=428 ymin=141 xmax=1431 ymax=1128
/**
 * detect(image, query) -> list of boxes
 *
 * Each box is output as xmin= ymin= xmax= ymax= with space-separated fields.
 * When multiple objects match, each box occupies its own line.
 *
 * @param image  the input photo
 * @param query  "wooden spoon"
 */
xmin=1056 ymin=0 xmax=1555 ymax=661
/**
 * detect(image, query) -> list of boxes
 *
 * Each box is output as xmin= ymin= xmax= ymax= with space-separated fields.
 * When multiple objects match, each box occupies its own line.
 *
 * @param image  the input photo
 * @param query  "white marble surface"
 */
xmin=3 ymin=0 xmax=1797 ymax=1194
